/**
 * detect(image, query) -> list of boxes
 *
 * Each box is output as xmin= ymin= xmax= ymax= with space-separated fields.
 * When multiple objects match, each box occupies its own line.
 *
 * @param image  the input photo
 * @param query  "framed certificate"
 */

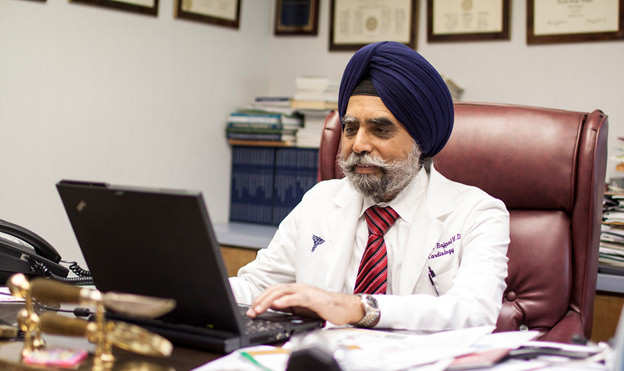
xmin=527 ymin=0 xmax=624 ymax=44
xmin=71 ymin=0 xmax=159 ymax=15
xmin=175 ymin=0 xmax=241 ymax=29
xmin=427 ymin=0 xmax=510 ymax=42
xmin=275 ymin=0 xmax=320 ymax=35
xmin=329 ymin=0 xmax=418 ymax=51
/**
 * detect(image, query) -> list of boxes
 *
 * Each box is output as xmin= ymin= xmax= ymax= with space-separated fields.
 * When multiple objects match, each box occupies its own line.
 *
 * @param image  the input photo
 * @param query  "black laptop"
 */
xmin=56 ymin=180 xmax=324 ymax=353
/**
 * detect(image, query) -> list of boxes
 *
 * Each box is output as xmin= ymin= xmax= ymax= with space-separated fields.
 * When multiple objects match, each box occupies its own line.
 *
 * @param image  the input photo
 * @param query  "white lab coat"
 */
xmin=229 ymin=166 xmax=510 ymax=332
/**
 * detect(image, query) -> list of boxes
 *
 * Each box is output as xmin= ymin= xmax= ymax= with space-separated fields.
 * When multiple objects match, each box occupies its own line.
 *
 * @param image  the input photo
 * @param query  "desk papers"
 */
xmin=193 ymin=325 xmax=540 ymax=371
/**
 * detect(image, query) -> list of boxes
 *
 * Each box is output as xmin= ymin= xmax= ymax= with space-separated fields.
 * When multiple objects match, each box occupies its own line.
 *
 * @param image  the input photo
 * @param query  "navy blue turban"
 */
xmin=338 ymin=41 xmax=454 ymax=157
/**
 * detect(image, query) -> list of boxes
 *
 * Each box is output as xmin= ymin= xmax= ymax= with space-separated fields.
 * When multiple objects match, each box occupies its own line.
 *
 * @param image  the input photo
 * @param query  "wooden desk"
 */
xmin=214 ymin=222 xmax=274 ymax=277
xmin=0 ymin=336 xmax=221 ymax=371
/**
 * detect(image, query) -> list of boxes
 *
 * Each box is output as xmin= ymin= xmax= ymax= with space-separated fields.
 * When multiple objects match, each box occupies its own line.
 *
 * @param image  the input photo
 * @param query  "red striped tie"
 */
xmin=354 ymin=206 xmax=399 ymax=294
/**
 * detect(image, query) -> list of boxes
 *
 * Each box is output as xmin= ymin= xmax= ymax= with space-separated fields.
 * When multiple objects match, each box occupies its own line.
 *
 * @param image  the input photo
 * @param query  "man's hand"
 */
xmin=246 ymin=283 xmax=365 ymax=326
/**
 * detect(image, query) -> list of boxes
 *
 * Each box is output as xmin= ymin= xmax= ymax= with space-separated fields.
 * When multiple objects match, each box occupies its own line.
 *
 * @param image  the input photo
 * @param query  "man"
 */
xmin=229 ymin=41 xmax=509 ymax=331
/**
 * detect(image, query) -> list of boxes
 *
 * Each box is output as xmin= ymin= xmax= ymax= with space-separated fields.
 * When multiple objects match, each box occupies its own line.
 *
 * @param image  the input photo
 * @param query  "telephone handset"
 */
xmin=0 ymin=219 xmax=70 ymax=283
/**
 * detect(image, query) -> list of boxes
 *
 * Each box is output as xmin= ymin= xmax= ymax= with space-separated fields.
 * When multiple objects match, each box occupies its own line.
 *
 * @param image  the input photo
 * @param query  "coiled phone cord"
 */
xmin=30 ymin=260 xmax=94 ymax=286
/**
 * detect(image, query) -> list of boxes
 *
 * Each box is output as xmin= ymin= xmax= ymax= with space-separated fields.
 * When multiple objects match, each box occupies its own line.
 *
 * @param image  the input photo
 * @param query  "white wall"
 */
xmin=1 ymin=0 xmax=623 ymax=268
xmin=0 ymin=0 xmax=273 ymax=267
xmin=267 ymin=0 xmax=624 ymax=177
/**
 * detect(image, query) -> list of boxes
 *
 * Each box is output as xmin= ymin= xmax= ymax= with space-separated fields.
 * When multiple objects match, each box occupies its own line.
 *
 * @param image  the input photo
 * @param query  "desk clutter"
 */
xmin=197 ymin=325 xmax=615 ymax=371
xmin=0 ymin=273 xmax=176 ymax=369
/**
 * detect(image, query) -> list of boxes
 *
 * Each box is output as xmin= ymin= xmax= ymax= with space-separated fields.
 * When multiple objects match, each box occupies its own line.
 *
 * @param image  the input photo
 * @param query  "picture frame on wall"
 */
xmin=275 ymin=0 xmax=320 ymax=36
xmin=175 ymin=0 xmax=241 ymax=29
xmin=329 ymin=0 xmax=418 ymax=51
xmin=71 ymin=0 xmax=159 ymax=16
xmin=527 ymin=0 xmax=624 ymax=44
xmin=427 ymin=0 xmax=510 ymax=42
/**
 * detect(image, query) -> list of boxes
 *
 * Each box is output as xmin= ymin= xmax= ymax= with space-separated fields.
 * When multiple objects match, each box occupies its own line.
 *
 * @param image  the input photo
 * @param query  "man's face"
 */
xmin=338 ymin=95 xmax=421 ymax=202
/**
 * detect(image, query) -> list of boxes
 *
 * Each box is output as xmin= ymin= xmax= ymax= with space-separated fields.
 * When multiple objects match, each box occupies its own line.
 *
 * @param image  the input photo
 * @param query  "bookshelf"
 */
xmin=229 ymin=144 xmax=318 ymax=226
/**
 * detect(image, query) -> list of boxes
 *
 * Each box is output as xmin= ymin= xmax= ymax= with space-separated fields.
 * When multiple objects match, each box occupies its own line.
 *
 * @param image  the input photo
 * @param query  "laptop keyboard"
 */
xmin=238 ymin=306 xmax=305 ymax=335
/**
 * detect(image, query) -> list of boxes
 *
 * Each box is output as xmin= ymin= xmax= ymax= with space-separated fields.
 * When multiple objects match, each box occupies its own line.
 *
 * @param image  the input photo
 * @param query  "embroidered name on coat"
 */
xmin=311 ymin=234 xmax=325 ymax=252
xmin=429 ymin=233 xmax=461 ymax=259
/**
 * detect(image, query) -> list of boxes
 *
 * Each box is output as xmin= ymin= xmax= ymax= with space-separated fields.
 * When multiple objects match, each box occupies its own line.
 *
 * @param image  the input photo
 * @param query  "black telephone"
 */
xmin=0 ymin=219 xmax=70 ymax=284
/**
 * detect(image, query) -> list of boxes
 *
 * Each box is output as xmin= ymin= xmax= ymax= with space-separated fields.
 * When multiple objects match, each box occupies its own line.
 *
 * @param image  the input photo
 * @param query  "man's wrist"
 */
xmin=353 ymin=294 xmax=380 ymax=328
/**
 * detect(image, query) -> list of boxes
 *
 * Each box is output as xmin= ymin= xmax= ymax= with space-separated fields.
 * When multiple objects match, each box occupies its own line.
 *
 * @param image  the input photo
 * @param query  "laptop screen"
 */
xmin=56 ymin=180 xmax=245 ymax=334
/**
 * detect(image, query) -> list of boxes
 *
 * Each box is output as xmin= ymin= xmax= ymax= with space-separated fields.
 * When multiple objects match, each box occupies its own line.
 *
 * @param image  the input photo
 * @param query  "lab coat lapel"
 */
xmin=395 ymin=168 xmax=455 ymax=295
xmin=323 ymin=183 xmax=363 ymax=292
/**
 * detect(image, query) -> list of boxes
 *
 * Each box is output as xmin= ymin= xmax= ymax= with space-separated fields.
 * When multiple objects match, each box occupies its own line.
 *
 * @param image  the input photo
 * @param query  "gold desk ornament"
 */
xmin=6 ymin=273 xmax=45 ymax=357
xmin=39 ymin=312 xmax=173 ymax=358
xmin=28 ymin=278 xmax=177 ymax=318
xmin=28 ymin=277 xmax=175 ymax=367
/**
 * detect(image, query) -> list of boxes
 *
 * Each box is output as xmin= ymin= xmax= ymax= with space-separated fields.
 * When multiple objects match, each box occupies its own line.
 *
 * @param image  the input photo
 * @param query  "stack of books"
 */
xmin=295 ymin=110 xmax=332 ymax=148
xmin=600 ymin=191 xmax=624 ymax=275
xmin=290 ymin=76 xmax=339 ymax=111
xmin=247 ymin=96 xmax=293 ymax=113
xmin=225 ymin=107 xmax=304 ymax=146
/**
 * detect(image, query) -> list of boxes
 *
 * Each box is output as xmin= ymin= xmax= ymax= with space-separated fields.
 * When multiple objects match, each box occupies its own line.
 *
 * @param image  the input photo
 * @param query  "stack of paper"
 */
xmin=291 ymin=76 xmax=338 ymax=111
xmin=601 ymin=192 xmax=624 ymax=273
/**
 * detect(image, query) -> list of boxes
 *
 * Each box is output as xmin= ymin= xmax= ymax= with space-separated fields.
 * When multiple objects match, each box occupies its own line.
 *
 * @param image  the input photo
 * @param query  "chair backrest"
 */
xmin=317 ymin=103 xmax=608 ymax=342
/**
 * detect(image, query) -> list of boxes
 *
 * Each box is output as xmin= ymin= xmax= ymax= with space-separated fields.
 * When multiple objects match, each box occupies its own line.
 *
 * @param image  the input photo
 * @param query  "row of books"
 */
xmin=600 ymin=190 xmax=624 ymax=275
xmin=229 ymin=146 xmax=318 ymax=225
xmin=224 ymin=76 xmax=338 ymax=147
xmin=226 ymin=107 xmax=333 ymax=149
xmin=225 ymin=106 xmax=304 ymax=145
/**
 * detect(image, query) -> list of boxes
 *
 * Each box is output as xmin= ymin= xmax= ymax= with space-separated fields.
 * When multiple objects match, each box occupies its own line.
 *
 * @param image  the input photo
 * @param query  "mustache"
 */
xmin=340 ymin=152 xmax=395 ymax=173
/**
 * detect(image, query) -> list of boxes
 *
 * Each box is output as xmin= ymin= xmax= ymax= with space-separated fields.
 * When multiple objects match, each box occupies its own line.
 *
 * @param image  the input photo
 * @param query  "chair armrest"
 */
xmin=538 ymin=311 xmax=585 ymax=343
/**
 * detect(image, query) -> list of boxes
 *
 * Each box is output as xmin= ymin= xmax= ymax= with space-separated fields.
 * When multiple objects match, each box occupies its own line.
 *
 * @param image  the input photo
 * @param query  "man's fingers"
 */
xmin=248 ymin=284 xmax=298 ymax=316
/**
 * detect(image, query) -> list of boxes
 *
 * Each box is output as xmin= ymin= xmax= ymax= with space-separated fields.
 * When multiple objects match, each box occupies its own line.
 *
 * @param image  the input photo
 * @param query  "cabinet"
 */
xmin=591 ymin=273 xmax=624 ymax=343
xmin=220 ymin=246 xmax=258 ymax=277
xmin=214 ymin=222 xmax=274 ymax=277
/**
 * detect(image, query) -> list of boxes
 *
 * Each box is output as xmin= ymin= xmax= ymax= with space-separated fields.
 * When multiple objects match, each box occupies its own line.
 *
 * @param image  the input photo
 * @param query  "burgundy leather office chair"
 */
xmin=317 ymin=103 xmax=608 ymax=343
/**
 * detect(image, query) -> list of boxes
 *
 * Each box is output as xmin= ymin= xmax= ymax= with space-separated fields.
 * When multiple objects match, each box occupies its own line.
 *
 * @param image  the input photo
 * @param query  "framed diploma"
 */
xmin=175 ymin=0 xmax=241 ymax=29
xmin=329 ymin=0 xmax=418 ymax=51
xmin=427 ymin=0 xmax=510 ymax=42
xmin=71 ymin=0 xmax=159 ymax=15
xmin=527 ymin=0 xmax=624 ymax=44
xmin=275 ymin=0 xmax=320 ymax=35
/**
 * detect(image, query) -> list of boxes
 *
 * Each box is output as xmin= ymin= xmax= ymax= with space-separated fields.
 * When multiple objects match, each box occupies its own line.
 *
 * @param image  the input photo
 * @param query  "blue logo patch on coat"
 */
xmin=311 ymin=234 xmax=325 ymax=252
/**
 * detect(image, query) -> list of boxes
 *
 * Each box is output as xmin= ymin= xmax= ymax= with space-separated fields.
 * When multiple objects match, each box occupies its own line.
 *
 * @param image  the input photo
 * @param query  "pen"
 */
xmin=240 ymin=351 xmax=274 ymax=371
xmin=428 ymin=267 xmax=440 ymax=296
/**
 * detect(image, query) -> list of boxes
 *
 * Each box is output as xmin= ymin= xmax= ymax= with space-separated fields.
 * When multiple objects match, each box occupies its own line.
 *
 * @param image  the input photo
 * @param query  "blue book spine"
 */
xmin=227 ymin=122 xmax=283 ymax=129
xmin=227 ymin=132 xmax=292 ymax=141
xmin=230 ymin=146 xmax=276 ymax=225
xmin=272 ymin=147 xmax=318 ymax=225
